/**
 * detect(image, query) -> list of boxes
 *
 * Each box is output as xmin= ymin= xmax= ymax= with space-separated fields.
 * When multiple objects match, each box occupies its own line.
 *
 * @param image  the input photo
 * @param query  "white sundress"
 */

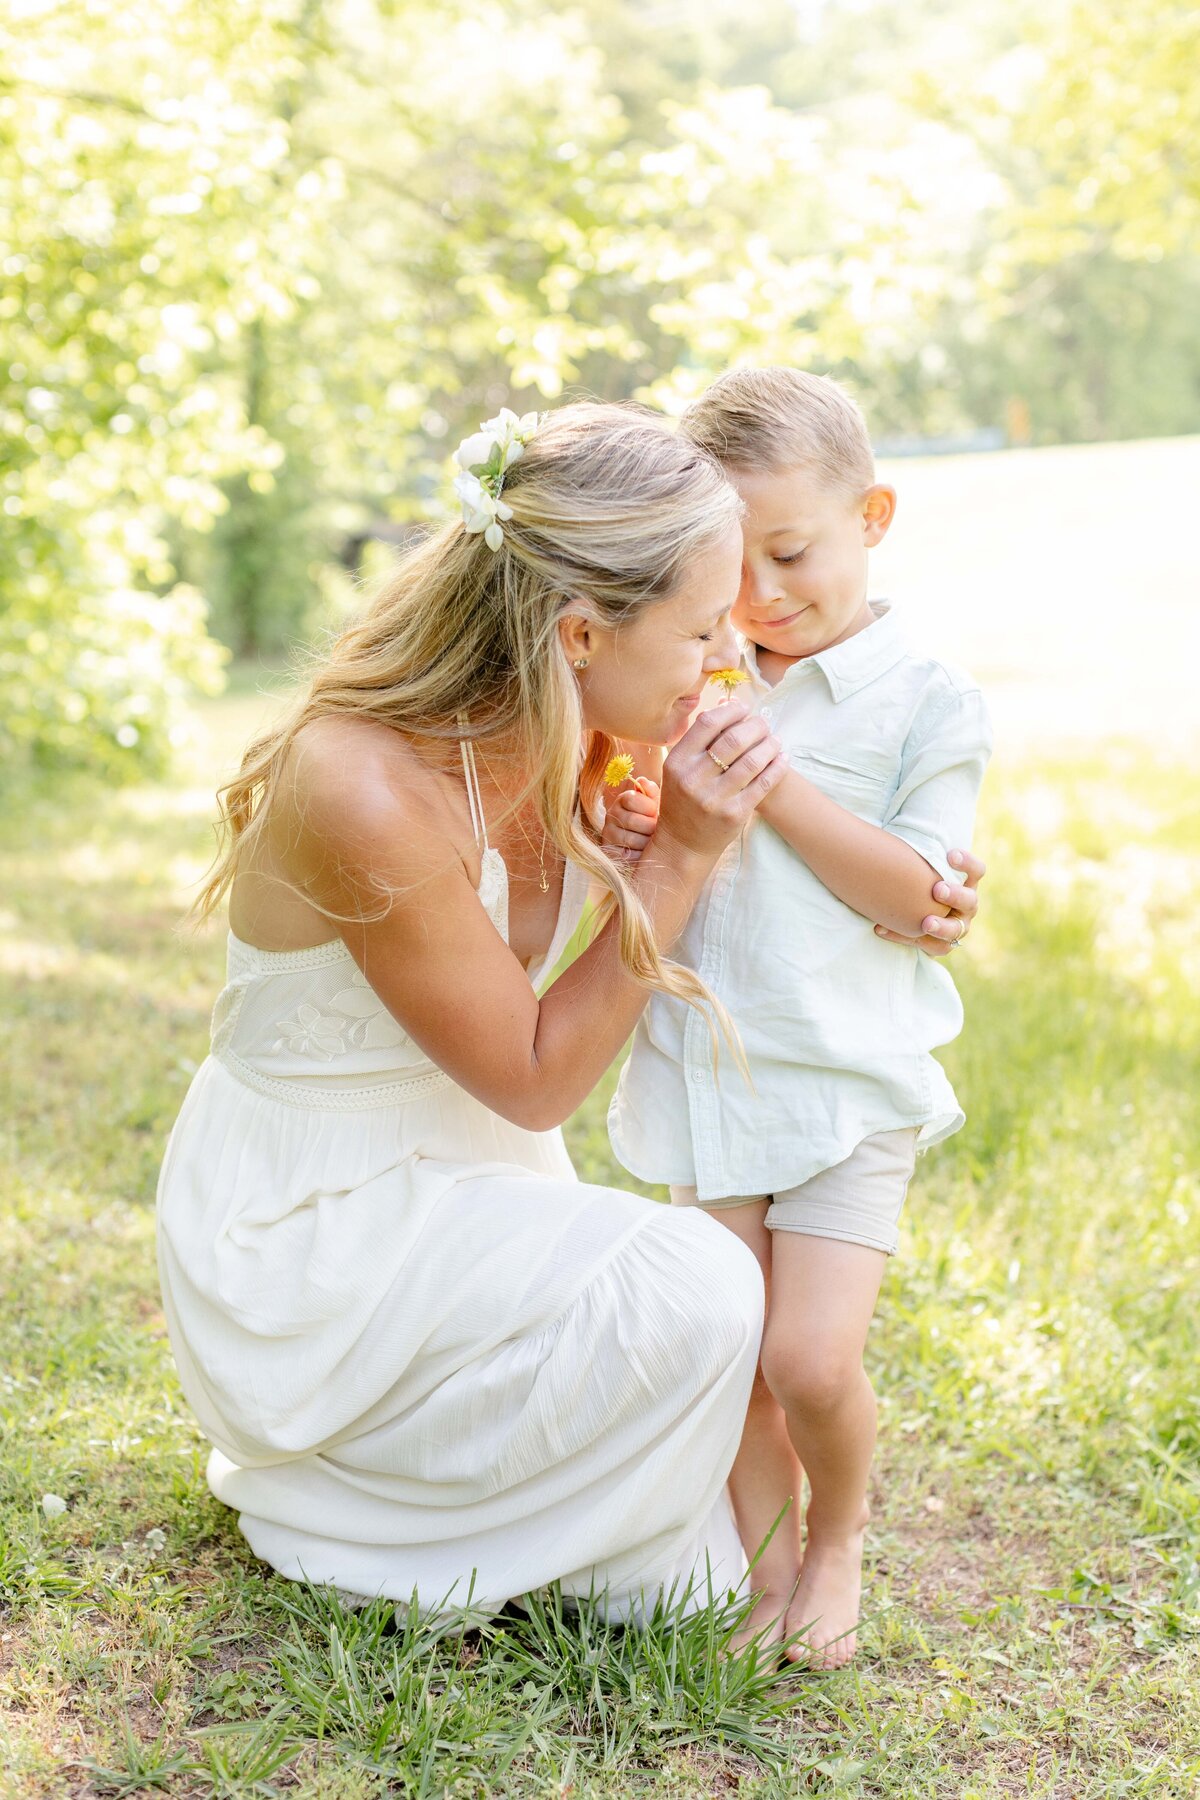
xmin=156 ymin=740 xmax=762 ymax=1619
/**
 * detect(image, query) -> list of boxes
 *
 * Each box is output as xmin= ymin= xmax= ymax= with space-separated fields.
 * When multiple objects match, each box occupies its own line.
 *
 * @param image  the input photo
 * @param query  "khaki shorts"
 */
xmin=670 ymin=1127 xmax=919 ymax=1257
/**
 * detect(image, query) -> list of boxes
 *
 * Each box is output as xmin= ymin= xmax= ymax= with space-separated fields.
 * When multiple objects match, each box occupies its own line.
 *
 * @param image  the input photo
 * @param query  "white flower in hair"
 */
xmin=452 ymin=470 xmax=514 ymax=552
xmin=450 ymin=404 xmax=539 ymax=550
xmin=480 ymin=407 xmax=539 ymax=470
xmin=454 ymin=431 xmax=497 ymax=474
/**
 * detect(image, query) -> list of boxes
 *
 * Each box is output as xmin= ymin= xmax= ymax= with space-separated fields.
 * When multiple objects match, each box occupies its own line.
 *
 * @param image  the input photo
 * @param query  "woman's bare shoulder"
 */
xmin=286 ymin=716 xmax=452 ymax=818
xmin=275 ymin=716 xmax=464 ymax=877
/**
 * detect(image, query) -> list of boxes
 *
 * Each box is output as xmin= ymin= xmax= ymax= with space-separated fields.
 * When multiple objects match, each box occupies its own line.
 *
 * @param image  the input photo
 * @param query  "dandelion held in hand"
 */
xmin=604 ymin=753 xmax=635 ymax=787
xmin=710 ymin=667 xmax=748 ymax=698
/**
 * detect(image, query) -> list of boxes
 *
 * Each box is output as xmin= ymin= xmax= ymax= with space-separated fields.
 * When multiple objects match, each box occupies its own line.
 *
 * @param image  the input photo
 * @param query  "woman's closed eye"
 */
xmin=697 ymin=610 xmax=733 ymax=641
xmin=774 ymin=550 xmax=807 ymax=566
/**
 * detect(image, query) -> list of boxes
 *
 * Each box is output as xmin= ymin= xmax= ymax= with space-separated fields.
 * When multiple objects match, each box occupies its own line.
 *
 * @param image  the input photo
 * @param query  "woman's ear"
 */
xmin=558 ymin=612 xmax=593 ymax=666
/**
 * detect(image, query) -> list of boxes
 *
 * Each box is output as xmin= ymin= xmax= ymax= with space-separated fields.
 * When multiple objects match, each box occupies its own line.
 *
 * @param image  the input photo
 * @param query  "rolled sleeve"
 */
xmin=884 ymin=685 xmax=992 ymax=885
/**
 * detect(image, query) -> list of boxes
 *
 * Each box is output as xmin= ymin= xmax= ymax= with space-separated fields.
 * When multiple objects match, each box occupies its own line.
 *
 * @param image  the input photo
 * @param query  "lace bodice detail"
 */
xmin=211 ymin=841 xmax=587 ymax=1111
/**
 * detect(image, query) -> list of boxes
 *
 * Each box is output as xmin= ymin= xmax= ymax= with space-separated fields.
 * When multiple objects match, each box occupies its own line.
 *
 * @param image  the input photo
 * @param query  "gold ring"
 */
xmin=708 ymin=750 xmax=730 ymax=773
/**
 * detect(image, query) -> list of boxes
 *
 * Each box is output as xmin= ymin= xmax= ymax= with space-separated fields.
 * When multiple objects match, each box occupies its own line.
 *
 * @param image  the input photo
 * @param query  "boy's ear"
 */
xmin=861 ymin=484 xmax=897 ymax=547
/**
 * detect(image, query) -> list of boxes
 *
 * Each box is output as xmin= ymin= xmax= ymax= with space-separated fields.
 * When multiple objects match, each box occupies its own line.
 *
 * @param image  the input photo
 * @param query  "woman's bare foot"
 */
xmin=783 ymin=1528 xmax=866 ymax=1668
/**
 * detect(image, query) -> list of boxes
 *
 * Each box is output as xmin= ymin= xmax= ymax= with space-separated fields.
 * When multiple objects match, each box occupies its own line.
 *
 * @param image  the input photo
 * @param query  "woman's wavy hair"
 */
xmin=195 ymin=400 xmax=744 ymax=1025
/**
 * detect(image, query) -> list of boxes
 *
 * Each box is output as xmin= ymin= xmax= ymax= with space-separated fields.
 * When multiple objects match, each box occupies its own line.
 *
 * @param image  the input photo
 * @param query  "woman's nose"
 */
xmin=711 ymin=618 xmax=741 ymax=668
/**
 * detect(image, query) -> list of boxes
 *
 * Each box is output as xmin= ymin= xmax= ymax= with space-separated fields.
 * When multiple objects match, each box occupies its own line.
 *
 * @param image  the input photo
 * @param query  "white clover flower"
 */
xmin=42 ymin=1493 xmax=68 ymax=1517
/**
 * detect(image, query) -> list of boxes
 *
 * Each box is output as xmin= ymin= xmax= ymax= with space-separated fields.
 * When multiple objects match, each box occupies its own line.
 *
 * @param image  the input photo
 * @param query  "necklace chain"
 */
xmin=478 ymin=750 xmax=551 ymax=893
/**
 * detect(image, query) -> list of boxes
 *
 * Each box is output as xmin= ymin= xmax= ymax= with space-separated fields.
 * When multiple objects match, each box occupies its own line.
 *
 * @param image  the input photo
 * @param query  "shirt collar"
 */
xmin=742 ymin=601 xmax=907 ymax=704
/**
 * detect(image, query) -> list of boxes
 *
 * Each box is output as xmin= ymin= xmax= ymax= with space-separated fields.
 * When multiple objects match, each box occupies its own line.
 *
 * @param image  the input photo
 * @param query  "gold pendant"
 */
xmin=540 ymin=868 xmax=550 ymax=893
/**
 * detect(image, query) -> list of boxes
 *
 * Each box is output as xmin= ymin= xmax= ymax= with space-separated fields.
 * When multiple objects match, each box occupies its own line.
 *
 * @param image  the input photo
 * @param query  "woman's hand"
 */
xmin=656 ymin=701 xmax=787 ymax=863
xmin=873 ymin=849 xmax=986 ymax=956
xmin=601 ymin=779 xmax=660 ymax=864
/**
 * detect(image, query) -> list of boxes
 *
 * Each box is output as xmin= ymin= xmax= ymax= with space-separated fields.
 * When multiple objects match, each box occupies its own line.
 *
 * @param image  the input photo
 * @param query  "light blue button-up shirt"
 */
xmin=608 ymin=603 xmax=993 ymax=1201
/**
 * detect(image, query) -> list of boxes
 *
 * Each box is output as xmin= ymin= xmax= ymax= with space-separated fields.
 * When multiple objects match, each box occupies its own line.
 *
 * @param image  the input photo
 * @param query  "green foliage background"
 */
xmin=2 ymin=0 xmax=1198 ymax=774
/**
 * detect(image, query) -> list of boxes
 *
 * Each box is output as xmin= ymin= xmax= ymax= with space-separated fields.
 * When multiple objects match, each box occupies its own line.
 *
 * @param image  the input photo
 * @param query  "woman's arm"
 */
xmin=275 ymin=707 xmax=784 ymax=1132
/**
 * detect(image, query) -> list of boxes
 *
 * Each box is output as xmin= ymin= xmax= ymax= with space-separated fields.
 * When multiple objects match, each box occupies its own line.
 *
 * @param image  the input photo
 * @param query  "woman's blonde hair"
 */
xmin=196 ymin=400 xmax=744 ymax=1025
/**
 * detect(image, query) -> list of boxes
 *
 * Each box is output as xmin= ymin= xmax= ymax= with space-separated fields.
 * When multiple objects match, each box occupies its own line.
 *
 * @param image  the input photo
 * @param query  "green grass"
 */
xmin=2 ymin=690 xmax=1199 ymax=1794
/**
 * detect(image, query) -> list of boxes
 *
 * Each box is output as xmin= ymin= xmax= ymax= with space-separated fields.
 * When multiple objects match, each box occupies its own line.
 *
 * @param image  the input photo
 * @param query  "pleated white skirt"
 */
xmin=157 ymin=1058 xmax=762 ymax=1617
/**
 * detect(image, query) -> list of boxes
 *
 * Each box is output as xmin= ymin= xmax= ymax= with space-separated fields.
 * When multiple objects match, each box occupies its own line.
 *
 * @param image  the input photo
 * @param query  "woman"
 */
xmin=157 ymin=402 xmax=980 ymax=1619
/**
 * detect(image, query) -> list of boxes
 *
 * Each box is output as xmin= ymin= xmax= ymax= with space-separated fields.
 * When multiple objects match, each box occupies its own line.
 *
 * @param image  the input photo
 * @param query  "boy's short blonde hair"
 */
xmin=680 ymin=366 xmax=875 ymax=499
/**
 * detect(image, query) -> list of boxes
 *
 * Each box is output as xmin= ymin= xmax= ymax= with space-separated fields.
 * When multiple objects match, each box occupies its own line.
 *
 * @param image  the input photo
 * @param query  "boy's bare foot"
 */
xmin=729 ymin=1581 xmax=799 ymax=1655
xmin=783 ymin=1527 xmax=866 ymax=1668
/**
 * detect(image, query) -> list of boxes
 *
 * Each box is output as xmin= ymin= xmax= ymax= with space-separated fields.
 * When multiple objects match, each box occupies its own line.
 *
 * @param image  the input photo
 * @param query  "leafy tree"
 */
xmin=915 ymin=0 xmax=1200 ymax=443
xmin=2 ymin=0 xmax=1195 ymax=781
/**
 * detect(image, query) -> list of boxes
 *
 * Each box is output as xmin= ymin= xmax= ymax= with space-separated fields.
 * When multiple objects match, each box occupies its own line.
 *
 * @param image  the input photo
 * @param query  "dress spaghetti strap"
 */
xmin=458 ymin=735 xmax=490 ymax=850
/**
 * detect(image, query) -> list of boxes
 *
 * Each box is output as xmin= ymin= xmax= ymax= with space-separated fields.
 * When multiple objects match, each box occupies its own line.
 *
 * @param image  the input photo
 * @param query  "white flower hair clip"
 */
xmin=451 ymin=406 xmax=539 ymax=551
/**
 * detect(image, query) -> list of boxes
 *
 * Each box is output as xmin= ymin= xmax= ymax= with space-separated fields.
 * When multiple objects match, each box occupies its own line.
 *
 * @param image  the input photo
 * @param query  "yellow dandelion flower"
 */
xmin=710 ymin=667 xmax=748 ymax=696
xmin=604 ymin=752 xmax=635 ymax=787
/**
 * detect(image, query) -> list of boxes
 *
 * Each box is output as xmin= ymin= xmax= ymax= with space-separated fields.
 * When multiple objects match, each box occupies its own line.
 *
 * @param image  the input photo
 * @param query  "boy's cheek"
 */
xmin=729 ymin=595 xmax=754 ymax=634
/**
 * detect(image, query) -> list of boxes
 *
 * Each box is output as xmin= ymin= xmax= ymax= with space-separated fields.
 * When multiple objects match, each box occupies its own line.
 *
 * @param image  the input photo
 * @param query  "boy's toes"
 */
xmin=783 ymin=1620 xmax=857 ymax=1668
xmin=727 ymin=1586 xmax=794 ymax=1657
xmin=782 ymin=1537 xmax=865 ymax=1669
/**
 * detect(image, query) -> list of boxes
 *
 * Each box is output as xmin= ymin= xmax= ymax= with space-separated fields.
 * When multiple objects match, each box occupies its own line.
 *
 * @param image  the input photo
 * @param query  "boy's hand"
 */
xmin=601 ymin=778 xmax=660 ymax=865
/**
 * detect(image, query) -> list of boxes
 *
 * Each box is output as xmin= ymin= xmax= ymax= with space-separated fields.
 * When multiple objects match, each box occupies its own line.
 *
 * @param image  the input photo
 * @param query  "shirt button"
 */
xmin=689 ymin=1068 xmax=704 ymax=1083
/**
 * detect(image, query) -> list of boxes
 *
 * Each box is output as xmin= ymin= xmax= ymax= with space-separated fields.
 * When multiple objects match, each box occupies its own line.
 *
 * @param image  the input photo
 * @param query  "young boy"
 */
xmin=605 ymin=367 xmax=991 ymax=1665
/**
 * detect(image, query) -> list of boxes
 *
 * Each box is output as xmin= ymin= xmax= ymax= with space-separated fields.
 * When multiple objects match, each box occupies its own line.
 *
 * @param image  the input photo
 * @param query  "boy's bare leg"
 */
xmin=682 ymin=1194 xmax=804 ymax=1647
xmin=762 ymin=1233 xmax=888 ymax=1667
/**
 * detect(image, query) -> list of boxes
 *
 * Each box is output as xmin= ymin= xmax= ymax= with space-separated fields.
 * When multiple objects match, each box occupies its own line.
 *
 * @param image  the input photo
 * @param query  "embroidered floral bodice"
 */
xmin=210 ymin=744 xmax=587 ymax=1110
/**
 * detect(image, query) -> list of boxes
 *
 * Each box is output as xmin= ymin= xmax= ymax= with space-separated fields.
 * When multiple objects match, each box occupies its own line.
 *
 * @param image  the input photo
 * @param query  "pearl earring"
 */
xmin=572 ymin=657 xmax=589 ymax=670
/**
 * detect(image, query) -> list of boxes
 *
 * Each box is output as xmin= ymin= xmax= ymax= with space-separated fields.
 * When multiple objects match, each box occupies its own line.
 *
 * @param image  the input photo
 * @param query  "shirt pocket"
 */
xmin=789 ymin=743 xmax=897 ymax=820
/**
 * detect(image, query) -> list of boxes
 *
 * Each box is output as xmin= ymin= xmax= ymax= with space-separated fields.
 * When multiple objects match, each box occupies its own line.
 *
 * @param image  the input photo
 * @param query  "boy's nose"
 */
xmin=741 ymin=561 xmax=784 ymax=610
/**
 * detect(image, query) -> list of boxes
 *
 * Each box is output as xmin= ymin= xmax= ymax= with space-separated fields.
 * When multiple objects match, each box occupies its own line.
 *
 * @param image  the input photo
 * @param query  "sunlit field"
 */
xmin=2 ymin=440 xmax=1198 ymax=1796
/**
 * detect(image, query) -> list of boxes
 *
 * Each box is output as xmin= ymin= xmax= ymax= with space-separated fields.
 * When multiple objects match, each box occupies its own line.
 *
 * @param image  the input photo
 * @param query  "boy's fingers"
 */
xmin=616 ymin=792 xmax=659 ymax=819
xmin=611 ymin=802 xmax=658 ymax=828
xmin=607 ymin=823 xmax=652 ymax=851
